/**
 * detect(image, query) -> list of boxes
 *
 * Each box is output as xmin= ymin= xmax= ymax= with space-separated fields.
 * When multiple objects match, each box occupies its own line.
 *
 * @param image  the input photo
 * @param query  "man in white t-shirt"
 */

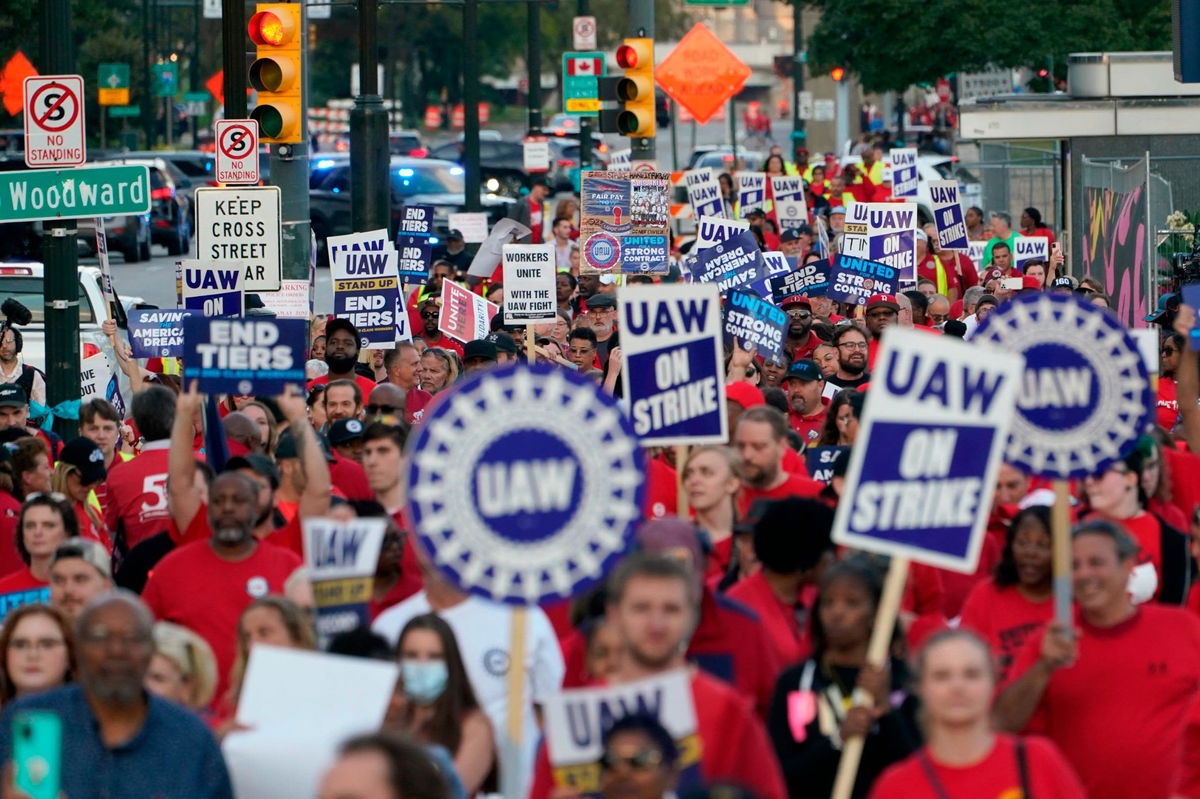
xmin=373 ymin=556 xmax=564 ymax=798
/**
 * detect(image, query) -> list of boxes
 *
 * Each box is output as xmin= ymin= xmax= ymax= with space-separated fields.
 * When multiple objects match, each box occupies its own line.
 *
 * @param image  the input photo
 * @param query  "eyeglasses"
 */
xmin=365 ymin=404 xmax=399 ymax=415
xmin=9 ymin=638 xmax=64 ymax=653
xmin=930 ymin=314 xmax=950 ymax=323
xmin=786 ymin=309 xmax=812 ymax=319
xmin=837 ymin=341 xmax=868 ymax=350
xmin=600 ymin=748 xmax=664 ymax=772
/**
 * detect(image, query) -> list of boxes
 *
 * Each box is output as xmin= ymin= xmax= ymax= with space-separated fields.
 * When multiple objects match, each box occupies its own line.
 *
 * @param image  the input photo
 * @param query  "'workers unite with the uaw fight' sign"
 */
xmin=4 ymin=144 xmax=1200 ymax=799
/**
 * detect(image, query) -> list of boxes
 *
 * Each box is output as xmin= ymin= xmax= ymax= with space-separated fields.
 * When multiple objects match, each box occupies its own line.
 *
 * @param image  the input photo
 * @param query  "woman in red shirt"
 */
xmin=959 ymin=506 xmax=1054 ymax=683
xmin=0 ymin=495 xmax=78 ymax=599
xmin=869 ymin=630 xmax=1085 ymax=799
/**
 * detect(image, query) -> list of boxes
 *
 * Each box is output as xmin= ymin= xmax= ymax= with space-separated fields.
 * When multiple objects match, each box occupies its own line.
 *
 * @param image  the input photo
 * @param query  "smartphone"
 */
xmin=12 ymin=711 xmax=61 ymax=799
xmin=1002 ymin=277 xmax=1024 ymax=290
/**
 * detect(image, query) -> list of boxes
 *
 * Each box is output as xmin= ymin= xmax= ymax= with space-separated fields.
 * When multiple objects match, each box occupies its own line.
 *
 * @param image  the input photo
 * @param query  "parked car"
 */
xmin=308 ymin=155 xmax=515 ymax=264
xmin=95 ymin=157 xmax=192 ymax=255
xmin=389 ymin=130 xmax=428 ymax=157
xmin=426 ymin=139 xmax=528 ymax=197
xmin=125 ymin=149 xmax=218 ymax=188
xmin=546 ymin=138 xmax=608 ymax=194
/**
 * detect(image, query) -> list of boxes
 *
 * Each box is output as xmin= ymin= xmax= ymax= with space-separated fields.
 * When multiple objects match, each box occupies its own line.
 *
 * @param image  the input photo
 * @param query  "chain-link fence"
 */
xmin=957 ymin=141 xmax=1063 ymax=230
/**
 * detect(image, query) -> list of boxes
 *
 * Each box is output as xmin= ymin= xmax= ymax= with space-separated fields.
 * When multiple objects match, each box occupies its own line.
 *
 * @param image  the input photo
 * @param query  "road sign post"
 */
xmin=193 ymin=186 xmax=283 ymax=292
xmin=215 ymin=119 xmax=260 ymax=184
xmin=572 ymin=16 xmax=597 ymax=49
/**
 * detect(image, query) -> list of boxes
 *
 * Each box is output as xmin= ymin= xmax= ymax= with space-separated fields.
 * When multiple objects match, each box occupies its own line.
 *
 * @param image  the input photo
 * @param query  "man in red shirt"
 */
xmin=995 ymin=520 xmax=1200 ymax=799
xmin=780 ymin=297 xmax=823 ymax=361
xmin=104 ymin=385 xmax=179 ymax=554
xmin=414 ymin=296 xmax=465 ymax=357
xmin=143 ymin=470 xmax=302 ymax=700
xmin=781 ymin=359 xmax=828 ymax=446
xmin=361 ymin=422 xmax=422 ymax=603
xmin=734 ymin=406 xmax=822 ymax=516
xmin=864 ymin=294 xmax=900 ymax=369
xmin=307 ymin=318 xmax=377 ymax=397
xmin=382 ymin=342 xmax=433 ymax=423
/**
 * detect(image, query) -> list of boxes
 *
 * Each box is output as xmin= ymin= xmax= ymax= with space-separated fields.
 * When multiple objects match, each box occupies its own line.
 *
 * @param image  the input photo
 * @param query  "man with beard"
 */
xmin=780 ymin=296 xmax=823 ymax=360
xmin=308 ymin=318 xmax=379 ymax=396
xmin=144 ymin=469 xmax=302 ymax=700
xmin=413 ymin=295 xmax=464 ymax=358
xmin=781 ymin=359 xmax=828 ymax=445
xmin=828 ymin=325 xmax=871 ymax=390
xmin=864 ymin=293 xmax=900 ymax=369
xmin=49 ymin=538 xmax=113 ymax=619
xmin=0 ymin=592 xmax=233 ymax=796
xmin=733 ymin=406 xmax=822 ymax=516
xmin=581 ymin=293 xmax=619 ymax=369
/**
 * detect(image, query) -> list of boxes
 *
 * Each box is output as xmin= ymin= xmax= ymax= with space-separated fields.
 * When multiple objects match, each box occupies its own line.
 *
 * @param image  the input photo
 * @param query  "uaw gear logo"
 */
xmin=973 ymin=292 xmax=1152 ymax=478
xmin=406 ymin=363 xmax=645 ymax=605
xmin=583 ymin=232 xmax=621 ymax=273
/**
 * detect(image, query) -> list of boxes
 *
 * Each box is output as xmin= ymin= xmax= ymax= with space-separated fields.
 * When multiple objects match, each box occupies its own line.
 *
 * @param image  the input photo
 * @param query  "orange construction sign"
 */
xmin=0 ymin=51 xmax=38 ymax=116
xmin=655 ymin=23 xmax=751 ymax=126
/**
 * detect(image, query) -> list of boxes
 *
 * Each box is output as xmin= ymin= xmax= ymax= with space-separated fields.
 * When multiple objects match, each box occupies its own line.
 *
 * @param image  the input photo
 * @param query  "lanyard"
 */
xmin=917 ymin=741 xmax=1031 ymax=799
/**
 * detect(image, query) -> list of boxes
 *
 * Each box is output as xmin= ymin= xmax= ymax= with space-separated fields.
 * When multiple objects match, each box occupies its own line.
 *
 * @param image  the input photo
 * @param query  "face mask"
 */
xmin=402 ymin=659 xmax=448 ymax=704
xmin=325 ymin=352 xmax=358 ymax=374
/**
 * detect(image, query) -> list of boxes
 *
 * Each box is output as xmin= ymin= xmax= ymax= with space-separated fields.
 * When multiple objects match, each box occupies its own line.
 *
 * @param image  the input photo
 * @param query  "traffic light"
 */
xmin=831 ymin=67 xmax=845 ymax=82
xmin=248 ymin=3 xmax=302 ymax=143
xmin=607 ymin=38 xmax=655 ymax=139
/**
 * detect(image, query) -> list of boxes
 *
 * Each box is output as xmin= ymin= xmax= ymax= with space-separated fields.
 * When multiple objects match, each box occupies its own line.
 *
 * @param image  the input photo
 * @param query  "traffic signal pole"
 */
xmin=222 ymin=0 xmax=247 ymax=120
xmin=791 ymin=1 xmax=805 ymax=161
xmin=628 ymin=0 xmax=654 ymax=162
xmin=272 ymin=1 xmax=311 ymax=281
xmin=40 ymin=0 xmax=80 ymax=433
xmin=463 ymin=0 xmax=482 ymax=211
xmin=351 ymin=0 xmax=391 ymax=234
xmin=526 ymin=0 xmax=541 ymax=134
xmin=577 ymin=0 xmax=591 ymax=171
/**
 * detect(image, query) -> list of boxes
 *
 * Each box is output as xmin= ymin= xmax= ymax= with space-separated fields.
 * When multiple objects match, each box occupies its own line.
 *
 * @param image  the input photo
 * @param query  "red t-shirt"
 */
xmin=1109 ymin=512 xmax=1164 ymax=601
xmin=330 ymin=454 xmax=374 ymax=502
xmin=388 ymin=509 xmax=425 ymax=605
xmin=1159 ymin=377 xmax=1180 ymax=431
xmin=0 ymin=492 xmax=22 ymax=579
xmin=737 ymin=473 xmax=823 ymax=517
xmin=642 ymin=456 xmax=678 ymax=520
xmin=103 ymin=441 xmax=173 ymax=550
xmin=142 ymin=540 xmax=302 ymax=699
xmin=959 ymin=578 xmax=1053 ymax=684
xmin=869 ymin=735 xmax=1085 ymax=799
xmin=726 ymin=570 xmax=814 ymax=669
xmin=787 ymin=404 xmax=828 ymax=446
xmin=72 ymin=501 xmax=112 ymax=553
xmin=418 ymin=332 xmax=464 ymax=358
xmin=687 ymin=588 xmax=782 ymax=719
xmin=0 ymin=567 xmax=48 ymax=621
xmin=307 ymin=373 xmax=378 ymax=398
xmin=529 ymin=670 xmax=786 ymax=799
xmin=1166 ymin=446 xmax=1200 ymax=524
xmin=916 ymin=252 xmax=980 ymax=296
xmin=786 ymin=330 xmax=824 ymax=361
xmin=1006 ymin=605 xmax=1200 ymax=799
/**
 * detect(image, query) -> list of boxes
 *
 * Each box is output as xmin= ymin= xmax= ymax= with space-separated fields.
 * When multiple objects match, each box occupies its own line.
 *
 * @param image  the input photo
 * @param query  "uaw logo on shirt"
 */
xmin=406 ymin=363 xmax=646 ymax=605
xmin=973 ymin=292 xmax=1152 ymax=478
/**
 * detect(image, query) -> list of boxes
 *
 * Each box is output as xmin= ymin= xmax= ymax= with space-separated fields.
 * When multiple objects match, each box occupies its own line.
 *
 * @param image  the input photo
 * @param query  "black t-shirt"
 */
xmin=827 ymin=372 xmax=870 ymax=390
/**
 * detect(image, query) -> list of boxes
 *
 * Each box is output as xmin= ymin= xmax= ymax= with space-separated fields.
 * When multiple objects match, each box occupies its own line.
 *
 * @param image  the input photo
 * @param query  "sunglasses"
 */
xmin=420 ymin=311 xmax=439 ymax=320
xmin=365 ymin=403 xmax=399 ymax=415
xmin=600 ymin=748 xmax=664 ymax=772
xmin=786 ymin=309 xmax=812 ymax=319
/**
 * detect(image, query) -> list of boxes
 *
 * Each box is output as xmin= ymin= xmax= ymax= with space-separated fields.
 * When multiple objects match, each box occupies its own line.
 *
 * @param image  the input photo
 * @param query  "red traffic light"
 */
xmin=248 ymin=9 xmax=294 ymax=46
xmin=616 ymin=44 xmax=639 ymax=69
xmin=831 ymin=67 xmax=845 ymax=82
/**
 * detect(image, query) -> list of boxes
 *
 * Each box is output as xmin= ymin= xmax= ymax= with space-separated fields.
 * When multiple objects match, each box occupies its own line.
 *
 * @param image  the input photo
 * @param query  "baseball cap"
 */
xmin=915 ymin=229 xmax=929 ymax=242
xmin=725 ymin=380 xmax=765 ymax=410
xmin=324 ymin=317 xmax=359 ymax=343
xmin=328 ymin=418 xmax=365 ymax=446
xmin=50 ymin=537 xmax=111 ymax=580
xmin=225 ymin=453 xmax=281 ymax=490
xmin=784 ymin=359 xmax=823 ymax=382
xmin=585 ymin=293 xmax=617 ymax=309
xmin=446 ymin=229 xmax=464 ymax=241
xmin=976 ymin=293 xmax=999 ymax=307
xmin=780 ymin=295 xmax=812 ymax=309
xmin=59 ymin=437 xmax=107 ymax=485
xmin=866 ymin=294 xmax=900 ymax=312
xmin=463 ymin=339 xmax=497 ymax=362
xmin=1146 ymin=293 xmax=1180 ymax=324
xmin=1020 ymin=275 xmax=1043 ymax=291
xmin=780 ymin=228 xmax=803 ymax=243
xmin=274 ymin=429 xmax=299 ymax=459
xmin=487 ymin=332 xmax=519 ymax=356
xmin=0 ymin=384 xmax=27 ymax=409
xmin=829 ymin=207 xmax=846 ymax=217
xmin=1051 ymin=275 xmax=1078 ymax=291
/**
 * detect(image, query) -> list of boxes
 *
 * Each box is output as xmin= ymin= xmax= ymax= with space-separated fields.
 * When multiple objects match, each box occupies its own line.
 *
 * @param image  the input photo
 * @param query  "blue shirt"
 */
xmin=0 ymin=684 xmax=233 ymax=799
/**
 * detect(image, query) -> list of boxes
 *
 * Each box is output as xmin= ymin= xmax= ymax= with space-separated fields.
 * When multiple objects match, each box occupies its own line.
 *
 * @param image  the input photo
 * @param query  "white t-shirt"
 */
xmin=373 ymin=592 xmax=564 ymax=797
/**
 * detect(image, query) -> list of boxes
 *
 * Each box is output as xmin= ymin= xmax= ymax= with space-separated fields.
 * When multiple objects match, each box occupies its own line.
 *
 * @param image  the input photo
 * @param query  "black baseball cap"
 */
xmin=487 ymin=332 xmax=519 ymax=355
xmin=59 ymin=437 xmax=107 ymax=485
xmin=325 ymin=318 xmax=360 ymax=343
xmin=225 ymin=453 xmax=280 ymax=490
xmin=0 ymin=384 xmax=27 ymax=409
xmin=783 ymin=359 xmax=823 ymax=382
xmin=445 ymin=229 xmax=464 ymax=241
xmin=463 ymin=340 xmax=497 ymax=362
xmin=585 ymin=294 xmax=617 ymax=309
xmin=328 ymin=418 xmax=366 ymax=445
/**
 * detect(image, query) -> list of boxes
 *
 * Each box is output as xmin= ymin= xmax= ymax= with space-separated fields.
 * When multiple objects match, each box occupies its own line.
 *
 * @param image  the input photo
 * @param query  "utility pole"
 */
xmin=40 ymin=0 xmax=79 ymax=435
xmin=526 ymin=0 xmax=541 ymax=133
xmin=222 ymin=0 xmax=247 ymax=120
xmin=462 ymin=0 xmax=482 ymax=211
xmin=143 ymin=0 xmax=153 ymax=146
xmin=272 ymin=0 xmax=311 ymax=280
xmin=351 ymin=0 xmax=390 ymax=232
xmin=791 ymin=0 xmax=805 ymax=163
xmin=577 ymin=0 xmax=591 ymax=172
xmin=192 ymin=0 xmax=201 ymax=146
xmin=628 ymin=0 xmax=654 ymax=162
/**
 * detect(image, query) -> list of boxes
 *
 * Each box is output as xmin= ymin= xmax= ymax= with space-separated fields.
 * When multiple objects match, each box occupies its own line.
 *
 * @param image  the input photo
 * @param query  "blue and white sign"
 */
xmin=736 ymin=172 xmax=765 ymax=218
xmin=128 ymin=309 xmax=199 ymax=357
xmin=889 ymin=148 xmax=918 ymax=198
xmin=828 ymin=254 xmax=898 ymax=306
xmin=621 ymin=233 xmax=670 ymax=274
xmin=182 ymin=317 xmax=308 ymax=396
xmin=619 ymin=283 xmax=727 ymax=446
xmin=684 ymin=230 xmax=767 ymax=296
xmin=397 ymin=204 xmax=434 ymax=238
xmin=968 ymin=240 xmax=987 ymax=266
xmin=769 ymin=175 xmax=809 ymax=229
xmin=833 ymin=327 xmax=1023 ymax=572
xmin=930 ymin=180 xmax=968 ymax=251
xmin=694 ymin=215 xmax=750 ymax=250
xmin=684 ymin=168 xmax=725 ymax=220
xmin=745 ymin=251 xmax=793 ymax=302
xmin=180 ymin=259 xmax=243 ymax=317
xmin=406 ymin=363 xmax=645 ymax=605
xmin=1184 ymin=284 xmax=1200 ymax=352
xmin=725 ymin=290 xmax=787 ymax=361
xmin=332 ymin=247 xmax=401 ymax=349
xmin=972 ymin=292 xmax=1153 ymax=478
xmin=771 ymin=259 xmax=830 ymax=304
xmin=841 ymin=202 xmax=918 ymax=284
xmin=1013 ymin=235 xmax=1048 ymax=269
xmin=328 ymin=228 xmax=391 ymax=267
xmin=806 ymin=445 xmax=848 ymax=483
xmin=396 ymin=205 xmax=434 ymax=283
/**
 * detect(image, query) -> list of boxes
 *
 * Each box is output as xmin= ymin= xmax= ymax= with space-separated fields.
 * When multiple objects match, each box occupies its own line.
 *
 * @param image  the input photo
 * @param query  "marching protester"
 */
xmin=146 ymin=620 xmax=219 ymax=712
xmin=0 ymin=494 xmax=78 ymax=606
xmin=48 ymin=537 xmax=113 ymax=620
xmin=0 ymin=604 xmax=75 ymax=707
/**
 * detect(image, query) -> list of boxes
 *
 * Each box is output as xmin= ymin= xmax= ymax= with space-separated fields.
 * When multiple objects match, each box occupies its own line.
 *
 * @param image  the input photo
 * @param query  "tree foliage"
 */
xmin=800 ymin=0 xmax=1173 ymax=93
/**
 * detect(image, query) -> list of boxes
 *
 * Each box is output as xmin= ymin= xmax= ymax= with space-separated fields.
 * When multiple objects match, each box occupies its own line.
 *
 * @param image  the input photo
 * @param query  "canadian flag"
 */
xmin=566 ymin=56 xmax=603 ymax=76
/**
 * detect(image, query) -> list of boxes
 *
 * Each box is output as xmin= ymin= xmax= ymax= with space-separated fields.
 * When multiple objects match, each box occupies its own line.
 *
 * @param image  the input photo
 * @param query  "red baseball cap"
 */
xmin=866 ymin=294 xmax=900 ymax=311
xmin=725 ymin=380 xmax=765 ymax=410
xmin=1020 ymin=275 xmax=1043 ymax=291
xmin=780 ymin=295 xmax=812 ymax=309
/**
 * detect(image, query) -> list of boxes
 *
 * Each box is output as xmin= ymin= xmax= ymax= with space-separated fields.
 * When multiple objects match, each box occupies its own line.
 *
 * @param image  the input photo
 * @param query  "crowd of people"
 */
xmin=0 ymin=137 xmax=1193 ymax=799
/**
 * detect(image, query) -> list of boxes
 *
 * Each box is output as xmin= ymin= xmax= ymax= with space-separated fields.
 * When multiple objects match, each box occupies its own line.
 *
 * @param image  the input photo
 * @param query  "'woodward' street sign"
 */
xmin=0 ymin=165 xmax=150 ymax=223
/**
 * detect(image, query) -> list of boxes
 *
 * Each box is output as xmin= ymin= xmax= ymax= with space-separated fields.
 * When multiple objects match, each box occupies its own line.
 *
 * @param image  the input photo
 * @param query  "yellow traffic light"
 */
xmin=248 ymin=4 xmax=302 ymax=143
xmin=615 ymin=38 xmax=654 ymax=139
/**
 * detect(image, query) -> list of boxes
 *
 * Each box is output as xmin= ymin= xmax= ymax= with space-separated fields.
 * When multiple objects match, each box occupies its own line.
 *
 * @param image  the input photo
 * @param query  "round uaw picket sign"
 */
xmin=583 ymin=232 xmax=621 ymax=272
xmin=406 ymin=362 xmax=645 ymax=604
xmin=973 ymin=292 xmax=1151 ymax=478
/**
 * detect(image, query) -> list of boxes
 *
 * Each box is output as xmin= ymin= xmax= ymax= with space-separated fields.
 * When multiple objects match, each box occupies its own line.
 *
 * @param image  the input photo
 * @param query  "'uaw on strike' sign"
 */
xmin=619 ymin=284 xmax=727 ymax=446
xmin=972 ymin=292 xmax=1153 ymax=478
xmin=833 ymin=328 xmax=1023 ymax=572
xmin=406 ymin=363 xmax=645 ymax=605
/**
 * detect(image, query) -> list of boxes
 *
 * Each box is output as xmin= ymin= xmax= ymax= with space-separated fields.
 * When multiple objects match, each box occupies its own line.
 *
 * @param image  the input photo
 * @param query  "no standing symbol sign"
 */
xmin=23 ymin=75 xmax=86 ymax=168
xmin=215 ymin=119 xmax=260 ymax=185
